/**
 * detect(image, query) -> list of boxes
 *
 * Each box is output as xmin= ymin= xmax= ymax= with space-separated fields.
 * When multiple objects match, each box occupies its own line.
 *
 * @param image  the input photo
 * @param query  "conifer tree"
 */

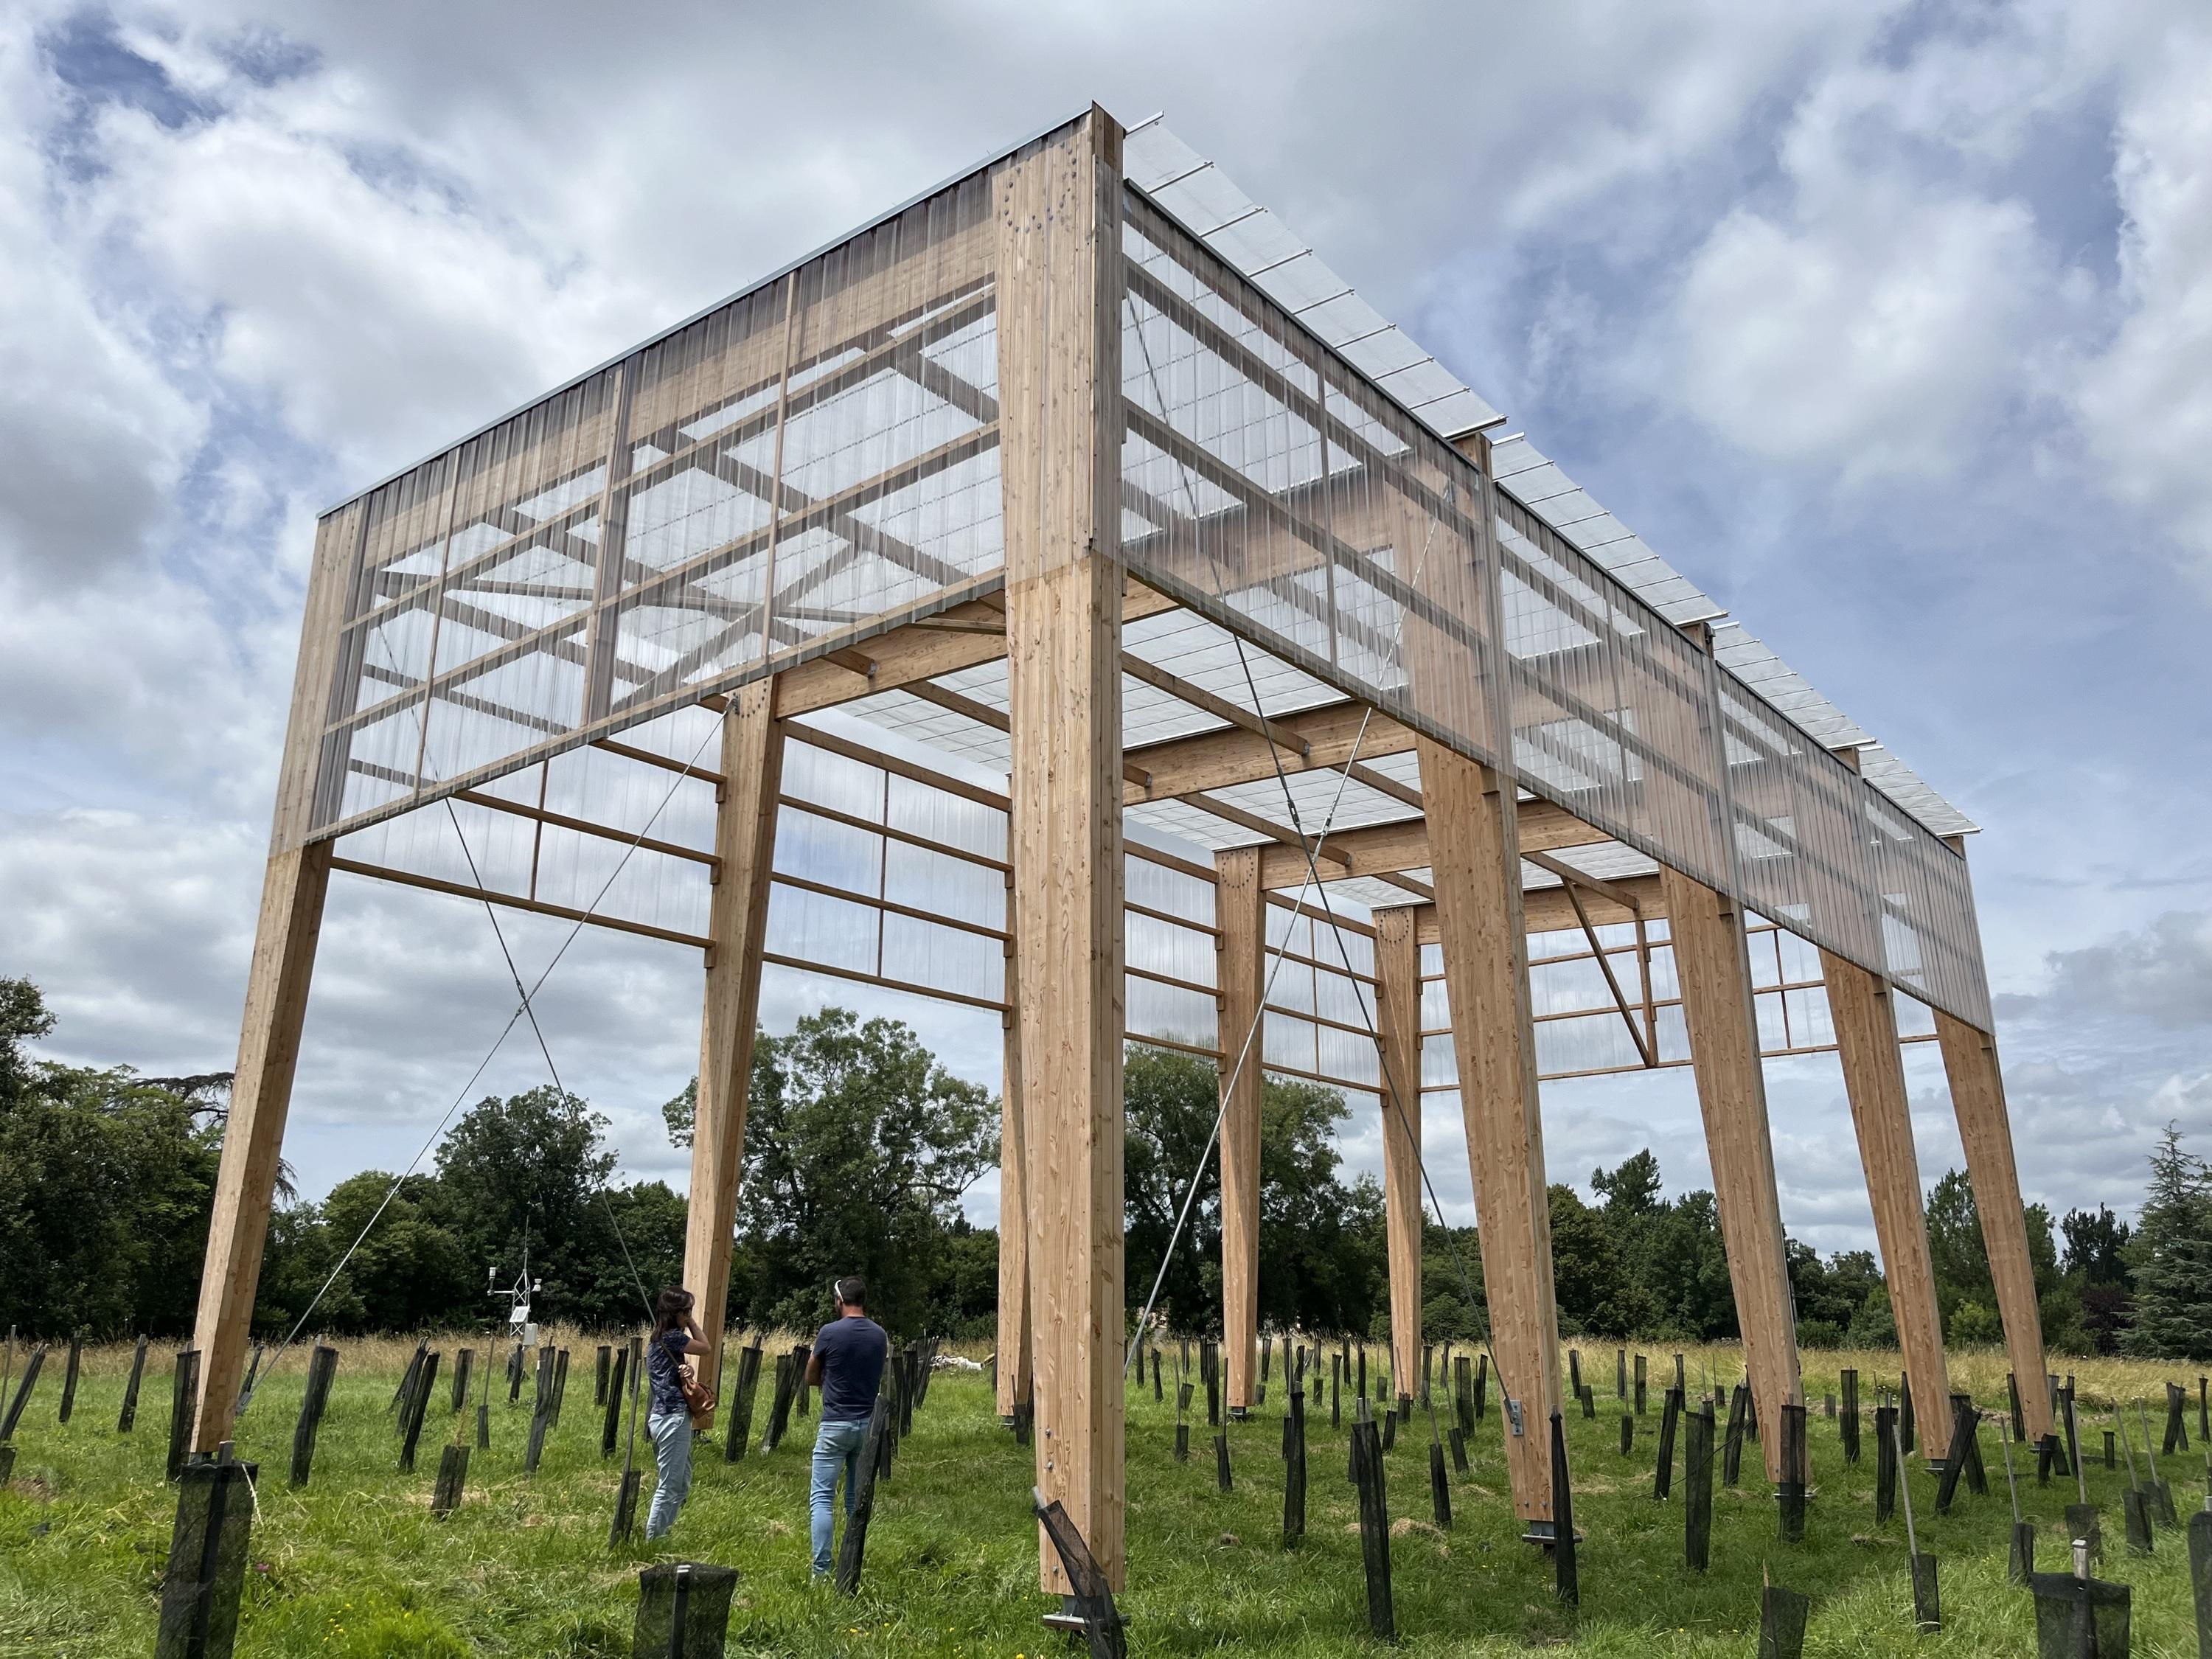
xmin=2119 ymin=1122 xmax=2212 ymax=1360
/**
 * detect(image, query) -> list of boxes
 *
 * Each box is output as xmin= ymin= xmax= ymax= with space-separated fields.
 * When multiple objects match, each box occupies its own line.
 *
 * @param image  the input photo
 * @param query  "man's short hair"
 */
xmin=835 ymin=1276 xmax=867 ymax=1310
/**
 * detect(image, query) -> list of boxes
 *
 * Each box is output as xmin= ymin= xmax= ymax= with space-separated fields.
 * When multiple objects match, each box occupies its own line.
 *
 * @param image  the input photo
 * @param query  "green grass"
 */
xmin=1 ymin=1337 xmax=2207 ymax=1655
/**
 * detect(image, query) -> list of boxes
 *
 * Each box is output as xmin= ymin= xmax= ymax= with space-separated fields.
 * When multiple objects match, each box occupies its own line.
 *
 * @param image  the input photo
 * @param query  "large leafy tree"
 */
xmin=668 ymin=1008 xmax=997 ymax=1336
xmin=1122 ymin=1044 xmax=1385 ymax=1338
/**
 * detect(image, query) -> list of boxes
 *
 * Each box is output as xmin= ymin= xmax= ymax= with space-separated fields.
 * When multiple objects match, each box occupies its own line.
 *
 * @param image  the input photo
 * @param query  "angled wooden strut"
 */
xmin=191 ymin=505 xmax=356 ymax=1452
xmin=1217 ymin=847 xmax=1265 ymax=1413
xmin=681 ymin=676 xmax=784 ymax=1409
xmin=1374 ymin=905 xmax=1425 ymax=1393
xmin=1661 ymin=865 xmax=1802 ymax=1481
xmin=998 ymin=105 xmax=1127 ymax=1593
xmin=1936 ymin=1009 xmax=2053 ymax=1441
xmin=1420 ymin=740 xmax=1559 ymax=1521
xmin=1824 ymin=951 xmax=1951 ymax=1425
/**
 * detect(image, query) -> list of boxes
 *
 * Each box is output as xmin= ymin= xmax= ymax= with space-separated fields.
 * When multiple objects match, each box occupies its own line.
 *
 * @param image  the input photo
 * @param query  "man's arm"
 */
xmin=806 ymin=1341 xmax=826 ymax=1388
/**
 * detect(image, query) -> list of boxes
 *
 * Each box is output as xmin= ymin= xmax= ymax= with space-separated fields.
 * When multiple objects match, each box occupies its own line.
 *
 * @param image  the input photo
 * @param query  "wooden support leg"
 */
xmin=998 ymin=106 xmax=1126 ymax=1593
xmin=1823 ymin=953 xmax=1951 ymax=1425
xmin=1217 ymin=846 xmax=1264 ymax=1413
xmin=1419 ymin=739 xmax=1559 ymax=1522
xmin=1660 ymin=866 xmax=1802 ymax=1482
xmin=682 ymin=679 xmax=783 ymax=1406
xmin=995 ymin=917 xmax=1034 ymax=1420
xmin=1376 ymin=906 xmax=1424 ymax=1394
xmin=1937 ymin=1011 xmax=2053 ymax=1441
xmin=192 ymin=841 xmax=333 ymax=1451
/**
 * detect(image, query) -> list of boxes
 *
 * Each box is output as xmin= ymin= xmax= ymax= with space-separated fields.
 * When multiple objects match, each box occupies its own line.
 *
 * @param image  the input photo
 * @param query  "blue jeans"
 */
xmin=645 ymin=1411 xmax=692 ymax=1540
xmin=810 ymin=1418 xmax=870 ymax=1575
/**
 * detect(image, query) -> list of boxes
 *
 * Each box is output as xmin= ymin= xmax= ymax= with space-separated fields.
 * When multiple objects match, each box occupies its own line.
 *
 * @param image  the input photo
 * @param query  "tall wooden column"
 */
xmin=681 ymin=677 xmax=784 ymax=1405
xmin=192 ymin=842 xmax=333 ymax=1449
xmin=192 ymin=507 xmax=355 ymax=1451
xmin=1216 ymin=847 xmax=1265 ymax=1413
xmin=1937 ymin=1009 xmax=2054 ymax=1439
xmin=998 ymin=107 xmax=1126 ymax=1592
xmin=1823 ymin=952 xmax=1951 ymax=1425
xmin=995 ymin=907 xmax=1034 ymax=1419
xmin=1375 ymin=905 xmax=1425 ymax=1391
xmin=1660 ymin=866 xmax=1802 ymax=1480
xmin=1419 ymin=738 xmax=1560 ymax=1521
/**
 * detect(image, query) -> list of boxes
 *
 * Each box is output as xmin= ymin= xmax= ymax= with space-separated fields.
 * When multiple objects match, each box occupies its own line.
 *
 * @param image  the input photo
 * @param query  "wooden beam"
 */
xmin=682 ymin=680 xmax=785 ymax=1411
xmin=1187 ymin=794 xmax=1349 ymax=874
xmin=1823 ymin=951 xmax=1951 ymax=1434
xmin=1253 ymin=798 xmax=1609 ymax=889
xmin=1661 ymin=865 xmax=1802 ymax=1481
xmin=1524 ymin=849 xmax=1644 ymax=917
xmin=1419 ymin=740 xmax=1559 ymax=1520
xmin=328 ymin=856 xmax=712 ymax=950
xmin=1375 ymin=905 xmax=1424 ymax=1392
xmin=1216 ymin=847 xmax=1265 ymax=1414
xmin=1936 ymin=1009 xmax=2054 ymax=1441
xmin=1125 ymin=698 xmax=1413 ymax=801
xmin=192 ymin=843 xmax=333 ymax=1450
xmin=999 ymin=108 xmax=1127 ymax=1595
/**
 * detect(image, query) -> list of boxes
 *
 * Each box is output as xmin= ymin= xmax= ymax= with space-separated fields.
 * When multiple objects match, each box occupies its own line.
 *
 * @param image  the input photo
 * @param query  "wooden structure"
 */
xmin=192 ymin=106 xmax=2050 ymax=1585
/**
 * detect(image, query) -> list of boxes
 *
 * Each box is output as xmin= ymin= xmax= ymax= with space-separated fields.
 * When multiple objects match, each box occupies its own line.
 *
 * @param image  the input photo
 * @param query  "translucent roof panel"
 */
xmin=1129 ymin=118 xmax=1975 ymax=844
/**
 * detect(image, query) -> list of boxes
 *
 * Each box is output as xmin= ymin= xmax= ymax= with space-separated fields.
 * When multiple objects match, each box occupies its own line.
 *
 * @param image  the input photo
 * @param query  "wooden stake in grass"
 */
xmin=2116 ymin=1407 xmax=2155 ymax=1554
xmin=1684 ymin=1399 xmax=1714 ymax=1572
xmin=1349 ymin=1411 xmax=1394 ymax=1639
xmin=1551 ymin=1408 xmax=1579 ymax=1609
xmin=164 ymin=1348 xmax=197 ymax=1483
xmin=596 ymin=1343 xmax=611 ymax=1406
xmin=1 ymin=1342 xmax=47 ymax=1442
xmin=118 ymin=1334 xmax=150 ymax=1435
xmin=1214 ymin=1430 xmax=1233 ymax=1492
xmin=58 ymin=1335 xmax=82 ymax=1424
xmin=1778 ymin=1402 xmax=1808 ymax=1544
xmin=1874 ymin=1401 xmax=1899 ymax=1526
xmin=288 ymin=1344 xmax=339 ymax=1489
xmin=833 ymin=1398 xmax=891 ymax=1594
xmin=1620 ymin=1413 xmax=1634 ymax=1458
xmin=2139 ymin=1397 xmax=2179 ymax=1526
xmin=1654 ymin=1384 xmax=1681 ymax=1501
xmin=1756 ymin=1571 xmax=1809 ymax=1659
xmin=1283 ymin=1377 xmax=1307 ymax=1545
xmin=722 ymin=1338 xmax=763 ymax=1464
xmin=1893 ymin=1413 xmax=1939 ymax=1632
xmin=154 ymin=1450 xmax=257 ymax=1659
xmin=1841 ymin=1368 xmax=1860 ymax=1465
xmin=449 ymin=1346 xmax=473 ymax=1413
xmin=2186 ymin=1503 xmax=2212 ymax=1657
xmin=399 ymin=1352 xmax=440 ymax=1474
xmin=609 ymin=1335 xmax=644 ymax=1548
xmin=431 ymin=1442 xmax=469 ymax=1518
xmin=634 ymin=1562 xmax=740 ymax=1657
xmin=1997 ymin=1420 xmax=2035 ymax=1583
xmin=1635 ymin=1353 xmax=1647 ymax=1416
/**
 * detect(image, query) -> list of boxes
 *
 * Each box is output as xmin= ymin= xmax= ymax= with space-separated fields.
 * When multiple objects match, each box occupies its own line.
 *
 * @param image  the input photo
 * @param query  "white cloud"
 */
xmin=2076 ymin=29 xmax=2212 ymax=582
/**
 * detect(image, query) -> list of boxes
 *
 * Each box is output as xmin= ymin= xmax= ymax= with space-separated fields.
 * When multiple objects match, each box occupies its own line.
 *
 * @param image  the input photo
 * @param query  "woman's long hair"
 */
xmin=653 ymin=1286 xmax=695 ymax=1337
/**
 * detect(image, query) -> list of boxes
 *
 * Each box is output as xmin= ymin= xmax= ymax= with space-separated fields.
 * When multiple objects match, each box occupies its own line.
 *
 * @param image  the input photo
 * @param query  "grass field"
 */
xmin=1 ymin=1334 xmax=2208 ymax=1655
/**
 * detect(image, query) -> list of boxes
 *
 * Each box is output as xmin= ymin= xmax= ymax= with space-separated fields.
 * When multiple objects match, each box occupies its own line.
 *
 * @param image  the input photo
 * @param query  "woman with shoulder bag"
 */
xmin=644 ymin=1286 xmax=712 ymax=1541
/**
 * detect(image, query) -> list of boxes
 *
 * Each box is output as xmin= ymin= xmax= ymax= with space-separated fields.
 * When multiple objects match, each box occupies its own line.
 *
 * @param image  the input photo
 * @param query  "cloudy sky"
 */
xmin=5 ymin=1 xmax=2208 ymax=1259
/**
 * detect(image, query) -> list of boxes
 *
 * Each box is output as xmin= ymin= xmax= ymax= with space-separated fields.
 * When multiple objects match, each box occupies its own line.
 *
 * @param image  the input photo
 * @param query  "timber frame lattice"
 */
xmin=192 ymin=106 xmax=2055 ymax=1587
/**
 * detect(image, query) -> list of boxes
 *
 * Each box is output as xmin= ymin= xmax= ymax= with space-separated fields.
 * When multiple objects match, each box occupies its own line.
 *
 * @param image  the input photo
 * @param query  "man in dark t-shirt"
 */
xmin=805 ymin=1276 xmax=889 ymax=1578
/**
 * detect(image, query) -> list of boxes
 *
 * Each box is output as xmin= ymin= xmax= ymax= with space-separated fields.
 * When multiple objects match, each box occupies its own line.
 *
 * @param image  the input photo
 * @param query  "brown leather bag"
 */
xmin=679 ymin=1360 xmax=717 ymax=1430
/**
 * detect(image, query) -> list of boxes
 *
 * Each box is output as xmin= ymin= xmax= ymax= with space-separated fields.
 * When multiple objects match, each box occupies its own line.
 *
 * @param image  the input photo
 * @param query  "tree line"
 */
xmin=3 ymin=973 xmax=2208 ymax=1359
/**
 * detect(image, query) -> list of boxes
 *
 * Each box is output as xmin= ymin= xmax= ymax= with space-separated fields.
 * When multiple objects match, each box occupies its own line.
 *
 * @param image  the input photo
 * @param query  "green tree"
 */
xmin=2120 ymin=1123 xmax=2212 ymax=1360
xmin=1592 ymin=1149 xmax=1662 ymax=1218
xmin=1924 ymin=1168 xmax=1994 ymax=1329
xmin=1548 ymin=1183 xmax=1646 ymax=1337
xmin=2061 ymin=1204 xmax=2133 ymax=1284
xmin=1124 ymin=1045 xmax=1387 ymax=1338
xmin=0 ymin=1059 xmax=220 ymax=1336
xmin=679 ymin=1009 xmax=997 ymax=1337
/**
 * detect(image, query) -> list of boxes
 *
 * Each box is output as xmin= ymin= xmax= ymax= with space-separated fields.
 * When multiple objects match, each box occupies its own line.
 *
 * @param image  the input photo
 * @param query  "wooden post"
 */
xmin=1936 ymin=1009 xmax=2054 ymax=1441
xmin=1419 ymin=738 xmax=1559 ymax=1521
xmin=1823 ymin=951 xmax=1951 ymax=1423
xmin=681 ymin=678 xmax=784 ymax=1406
xmin=998 ymin=106 xmax=1126 ymax=1593
xmin=1660 ymin=865 xmax=1802 ymax=1481
xmin=1217 ymin=846 xmax=1265 ymax=1414
xmin=1375 ymin=905 xmax=1424 ymax=1394
xmin=995 ymin=911 xmax=1034 ymax=1420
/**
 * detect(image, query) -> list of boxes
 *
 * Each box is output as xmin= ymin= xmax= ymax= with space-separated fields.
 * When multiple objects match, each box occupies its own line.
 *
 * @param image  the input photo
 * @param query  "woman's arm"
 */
xmin=681 ymin=1312 xmax=709 ymax=1356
